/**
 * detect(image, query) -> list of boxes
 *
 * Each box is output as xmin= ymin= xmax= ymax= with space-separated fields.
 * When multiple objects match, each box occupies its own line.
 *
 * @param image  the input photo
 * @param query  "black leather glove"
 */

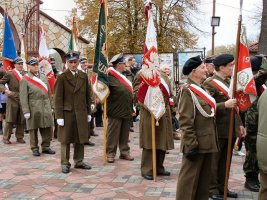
xmin=185 ymin=149 xmax=198 ymax=161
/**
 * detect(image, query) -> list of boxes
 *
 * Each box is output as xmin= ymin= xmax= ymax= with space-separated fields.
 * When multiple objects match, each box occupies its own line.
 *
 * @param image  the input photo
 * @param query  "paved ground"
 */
xmin=0 ymin=122 xmax=259 ymax=200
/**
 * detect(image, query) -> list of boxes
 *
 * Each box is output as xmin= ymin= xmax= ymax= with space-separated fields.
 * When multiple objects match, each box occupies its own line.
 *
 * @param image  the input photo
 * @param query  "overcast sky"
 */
xmin=40 ymin=0 xmax=262 ymax=52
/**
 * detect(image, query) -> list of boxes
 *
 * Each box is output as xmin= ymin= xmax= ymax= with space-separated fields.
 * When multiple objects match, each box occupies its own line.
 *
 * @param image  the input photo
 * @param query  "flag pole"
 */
xmin=151 ymin=116 xmax=157 ymax=181
xmin=103 ymin=0 xmax=108 ymax=164
xmin=223 ymin=1 xmax=243 ymax=199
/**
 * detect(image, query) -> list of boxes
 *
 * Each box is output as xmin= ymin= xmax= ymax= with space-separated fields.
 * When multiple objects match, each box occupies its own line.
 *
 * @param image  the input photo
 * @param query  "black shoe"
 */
xmin=62 ymin=165 xmax=70 ymax=173
xmin=32 ymin=150 xmax=40 ymax=156
xmin=143 ymin=175 xmax=153 ymax=180
xmin=245 ymin=180 xmax=260 ymax=192
xmin=220 ymin=191 xmax=238 ymax=198
xmin=74 ymin=163 xmax=92 ymax=170
xmin=90 ymin=131 xmax=98 ymax=136
xmin=158 ymin=171 xmax=171 ymax=176
xmin=210 ymin=194 xmax=223 ymax=200
xmin=42 ymin=148 xmax=56 ymax=154
xmin=84 ymin=141 xmax=95 ymax=146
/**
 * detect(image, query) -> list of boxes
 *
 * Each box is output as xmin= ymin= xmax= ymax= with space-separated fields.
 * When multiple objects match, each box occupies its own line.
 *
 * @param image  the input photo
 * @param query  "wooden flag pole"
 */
xmin=223 ymin=2 xmax=242 ymax=199
xmin=103 ymin=100 xmax=107 ymax=163
xmin=151 ymin=115 xmax=157 ymax=181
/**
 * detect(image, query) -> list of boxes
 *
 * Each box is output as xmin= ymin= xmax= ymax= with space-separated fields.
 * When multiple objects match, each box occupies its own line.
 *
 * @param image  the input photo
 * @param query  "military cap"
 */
xmin=65 ymin=52 xmax=80 ymax=61
xmin=250 ymin=56 xmax=263 ymax=72
xmin=204 ymin=55 xmax=216 ymax=64
xmin=79 ymin=57 xmax=87 ymax=63
xmin=26 ymin=57 xmax=38 ymax=65
xmin=213 ymin=54 xmax=234 ymax=67
xmin=13 ymin=57 xmax=24 ymax=64
xmin=109 ymin=53 xmax=125 ymax=65
xmin=182 ymin=55 xmax=203 ymax=75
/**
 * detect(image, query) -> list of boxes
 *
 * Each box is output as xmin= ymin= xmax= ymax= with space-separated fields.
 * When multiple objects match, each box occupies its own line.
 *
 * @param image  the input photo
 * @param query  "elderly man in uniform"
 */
xmin=54 ymin=52 xmax=92 ymax=173
xmin=20 ymin=57 xmax=55 ymax=156
xmin=203 ymin=54 xmax=246 ymax=200
xmin=0 ymin=57 xmax=26 ymax=144
xmin=133 ymin=62 xmax=174 ymax=181
xmin=106 ymin=53 xmax=134 ymax=163
xmin=176 ymin=56 xmax=219 ymax=200
xmin=257 ymin=89 xmax=267 ymax=200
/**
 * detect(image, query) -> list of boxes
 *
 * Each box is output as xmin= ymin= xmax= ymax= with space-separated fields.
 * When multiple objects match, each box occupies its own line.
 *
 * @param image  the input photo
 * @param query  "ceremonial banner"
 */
xmin=92 ymin=0 xmax=109 ymax=102
xmin=38 ymin=27 xmax=56 ymax=93
xmin=20 ymin=33 xmax=27 ymax=71
xmin=229 ymin=26 xmax=257 ymax=111
xmin=69 ymin=15 xmax=79 ymax=52
xmin=137 ymin=0 xmax=165 ymax=122
xmin=2 ymin=13 xmax=17 ymax=70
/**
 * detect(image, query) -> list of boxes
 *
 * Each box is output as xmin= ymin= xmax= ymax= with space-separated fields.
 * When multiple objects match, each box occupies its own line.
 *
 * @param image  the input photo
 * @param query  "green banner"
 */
xmin=93 ymin=2 xmax=109 ymax=86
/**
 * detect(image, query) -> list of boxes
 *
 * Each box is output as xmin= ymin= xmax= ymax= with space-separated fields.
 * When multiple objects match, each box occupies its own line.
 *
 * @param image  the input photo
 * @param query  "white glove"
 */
xmin=91 ymin=104 xmax=95 ymax=111
xmin=88 ymin=115 xmax=92 ymax=122
xmin=57 ymin=119 xmax=64 ymax=126
xmin=24 ymin=113 xmax=31 ymax=119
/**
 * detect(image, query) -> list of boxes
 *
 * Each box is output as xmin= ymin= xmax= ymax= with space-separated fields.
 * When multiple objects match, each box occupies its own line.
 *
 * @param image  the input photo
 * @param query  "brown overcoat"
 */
xmin=54 ymin=69 xmax=91 ymax=144
xmin=0 ymin=70 xmax=27 ymax=124
xmin=133 ymin=72 xmax=174 ymax=151
xmin=20 ymin=72 xmax=54 ymax=130
xmin=178 ymin=78 xmax=219 ymax=153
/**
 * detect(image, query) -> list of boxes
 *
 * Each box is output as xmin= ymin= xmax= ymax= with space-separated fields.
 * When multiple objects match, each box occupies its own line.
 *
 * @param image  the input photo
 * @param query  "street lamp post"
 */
xmin=211 ymin=0 xmax=220 ymax=55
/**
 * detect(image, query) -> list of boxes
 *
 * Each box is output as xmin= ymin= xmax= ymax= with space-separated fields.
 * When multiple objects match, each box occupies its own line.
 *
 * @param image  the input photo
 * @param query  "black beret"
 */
xmin=79 ymin=57 xmax=87 ymax=63
xmin=13 ymin=57 xmax=24 ymax=64
xmin=204 ymin=55 xmax=216 ymax=64
xmin=65 ymin=52 xmax=80 ymax=61
xmin=109 ymin=53 xmax=125 ymax=65
xmin=26 ymin=57 xmax=38 ymax=65
xmin=250 ymin=56 xmax=262 ymax=71
xmin=182 ymin=55 xmax=203 ymax=75
xmin=213 ymin=54 xmax=234 ymax=67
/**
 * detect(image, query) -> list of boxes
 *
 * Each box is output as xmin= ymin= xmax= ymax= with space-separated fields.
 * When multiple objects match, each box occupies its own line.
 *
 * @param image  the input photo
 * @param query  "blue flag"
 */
xmin=2 ymin=14 xmax=17 ymax=62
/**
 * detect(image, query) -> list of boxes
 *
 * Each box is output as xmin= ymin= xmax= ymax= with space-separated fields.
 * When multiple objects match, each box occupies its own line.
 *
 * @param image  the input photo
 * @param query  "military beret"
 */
xmin=213 ymin=54 xmax=234 ymax=67
xmin=182 ymin=55 xmax=203 ymax=75
xmin=13 ymin=57 xmax=24 ymax=64
xmin=204 ymin=55 xmax=216 ymax=64
xmin=26 ymin=57 xmax=38 ymax=65
xmin=65 ymin=52 xmax=80 ymax=61
xmin=109 ymin=53 xmax=125 ymax=65
xmin=79 ymin=57 xmax=87 ymax=63
xmin=250 ymin=56 xmax=262 ymax=72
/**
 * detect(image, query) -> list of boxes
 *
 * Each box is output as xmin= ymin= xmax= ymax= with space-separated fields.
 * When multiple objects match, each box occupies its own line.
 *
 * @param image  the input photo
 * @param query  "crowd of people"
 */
xmin=0 ymin=51 xmax=267 ymax=200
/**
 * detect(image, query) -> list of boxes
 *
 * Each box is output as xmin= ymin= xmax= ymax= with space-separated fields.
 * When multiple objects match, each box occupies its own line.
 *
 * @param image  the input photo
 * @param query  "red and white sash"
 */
xmin=23 ymin=74 xmax=48 ymax=95
xmin=108 ymin=67 xmax=133 ymax=93
xmin=160 ymin=77 xmax=174 ymax=106
xmin=210 ymin=79 xmax=229 ymax=98
xmin=188 ymin=84 xmax=216 ymax=112
xmin=260 ymin=84 xmax=267 ymax=94
xmin=12 ymin=69 xmax=22 ymax=81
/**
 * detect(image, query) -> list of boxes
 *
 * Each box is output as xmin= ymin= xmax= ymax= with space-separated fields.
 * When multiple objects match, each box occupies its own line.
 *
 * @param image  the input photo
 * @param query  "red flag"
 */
xmin=38 ymin=27 xmax=56 ymax=93
xmin=137 ymin=0 xmax=166 ymax=122
xmin=229 ymin=26 xmax=257 ymax=111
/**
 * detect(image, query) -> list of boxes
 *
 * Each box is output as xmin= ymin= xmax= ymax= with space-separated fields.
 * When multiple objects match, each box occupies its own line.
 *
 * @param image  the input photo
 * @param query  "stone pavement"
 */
xmin=0 ymin=123 xmax=258 ymax=200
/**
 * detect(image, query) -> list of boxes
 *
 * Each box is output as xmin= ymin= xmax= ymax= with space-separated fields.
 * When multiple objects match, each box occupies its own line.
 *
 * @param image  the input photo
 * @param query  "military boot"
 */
xmin=245 ymin=173 xmax=260 ymax=192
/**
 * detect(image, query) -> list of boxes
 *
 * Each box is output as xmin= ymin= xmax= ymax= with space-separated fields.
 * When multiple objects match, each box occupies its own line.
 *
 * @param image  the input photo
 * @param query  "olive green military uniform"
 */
xmin=106 ymin=69 xmax=133 ymax=158
xmin=20 ymin=72 xmax=54 ymax=151
xmin=244 ymin=69 xmax=267 ymax=185
xmin=133 ymin=72 xmax=174 ymax=177
xmin=176 ymin=78 xmax=219 ymax=200
xmin=0 ymin=70 xmax=27 ymax=141
xmin=54 ymin=69 xmax=91 ymax=166
xmin=203 ymin=74 xmax=242 ymax=195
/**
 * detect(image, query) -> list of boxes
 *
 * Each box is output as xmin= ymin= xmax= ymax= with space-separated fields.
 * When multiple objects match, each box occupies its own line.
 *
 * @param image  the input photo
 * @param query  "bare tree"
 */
xmin=258 ymin=0 xmax=267 ymax=54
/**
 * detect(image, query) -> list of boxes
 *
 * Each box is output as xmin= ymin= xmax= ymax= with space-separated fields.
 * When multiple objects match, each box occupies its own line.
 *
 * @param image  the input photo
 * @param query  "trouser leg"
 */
xmin=118 ymin=118 xmax=130 ymax=156
xmin=15 ymin=124 xmax=24 ymax=139
xmin=73 ymin=143 xmax=84 ymax=166
xmin=3 ymin=122 xmax=13 ymax=140
xmin=106 ymin=117 xmax=121 ymax=157
xmin=29 ymin=129 xmax=39 ymax=151
xmin=40 ymin=127 xmax=51 ymax=151
xmin=61 ymin=143 xmax=71 ymax=166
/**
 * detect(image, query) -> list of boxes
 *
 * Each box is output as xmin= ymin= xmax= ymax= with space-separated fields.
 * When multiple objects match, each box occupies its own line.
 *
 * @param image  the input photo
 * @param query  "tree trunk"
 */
xmin=258 ymin=0 xmax=267 ymax=54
